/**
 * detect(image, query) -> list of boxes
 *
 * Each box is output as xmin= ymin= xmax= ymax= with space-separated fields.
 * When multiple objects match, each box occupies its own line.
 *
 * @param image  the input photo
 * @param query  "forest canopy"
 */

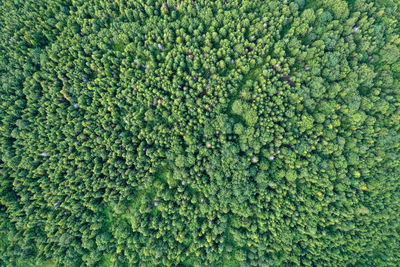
xmin=0 ymin=0 xmax=400 ymax=266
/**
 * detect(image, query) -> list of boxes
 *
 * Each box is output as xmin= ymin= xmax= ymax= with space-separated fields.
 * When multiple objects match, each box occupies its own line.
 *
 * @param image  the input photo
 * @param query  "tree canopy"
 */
xmin=0 ymin=0 xmax=399 ymax=266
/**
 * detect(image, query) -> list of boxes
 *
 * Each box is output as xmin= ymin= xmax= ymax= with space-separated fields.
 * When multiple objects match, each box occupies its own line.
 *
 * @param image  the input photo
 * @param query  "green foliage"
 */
xmin=231 ymin=100 xmax=244 ymax=115
xmin=0 ymin=0 xmax=400 ymax=266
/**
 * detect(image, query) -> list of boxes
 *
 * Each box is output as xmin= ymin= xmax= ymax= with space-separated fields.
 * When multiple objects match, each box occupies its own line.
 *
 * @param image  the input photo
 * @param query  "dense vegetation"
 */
xmin=1 ymin=0 xmax=400 ymax=266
